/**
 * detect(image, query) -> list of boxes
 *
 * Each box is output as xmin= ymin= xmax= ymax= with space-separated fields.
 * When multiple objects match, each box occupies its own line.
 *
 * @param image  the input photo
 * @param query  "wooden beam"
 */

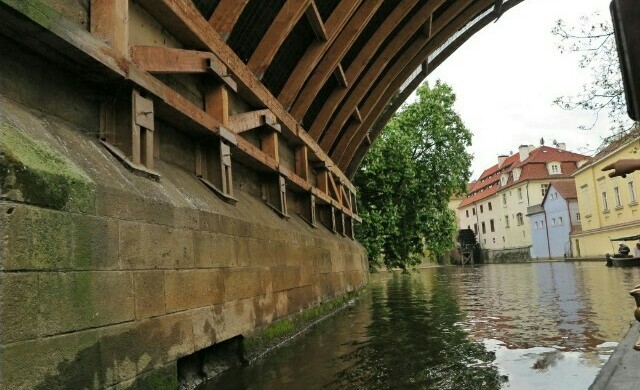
xmin=229 ymin=109 xmax=280 ymax=133
xmin=307 ymin=0 xmax=425 ymax=140
xmin=318 ymin=0 xmax=459 ymax=152
xmin=327 ymin=172 xmax=341 ymax=204
xmin=334 ymin=64 xmax=348 ymax=88
xmin=306 ymin=1 xmax=328 ymax=41
xmin=317 ymin=169 xmax=329 ymax=194
xmin=90 ymin=0 xmax=129 ymax=58
xmin=208 ymin=0 xmax=250 ymax=41
xmin=277 ymin=0 xmax=361 ymax=109
xmin=247 ymin=0 xmax=311 ymax=79
xmin=288 ymin=0 xmax=384 ymax=120
xmin=338 ymin=0 xmax=493 ymax=171
xmin=137 ymin=0 xmax=357 ymax=193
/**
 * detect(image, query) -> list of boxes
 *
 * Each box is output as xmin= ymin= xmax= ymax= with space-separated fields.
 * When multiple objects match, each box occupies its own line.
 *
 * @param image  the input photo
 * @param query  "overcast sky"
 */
xmin=424 ymin=0 xmax=614 ymax=179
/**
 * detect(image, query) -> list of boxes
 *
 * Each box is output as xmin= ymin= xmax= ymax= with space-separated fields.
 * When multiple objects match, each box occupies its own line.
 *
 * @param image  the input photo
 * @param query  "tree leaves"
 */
xmin=354 ymin=81 xmax=472 ymax=270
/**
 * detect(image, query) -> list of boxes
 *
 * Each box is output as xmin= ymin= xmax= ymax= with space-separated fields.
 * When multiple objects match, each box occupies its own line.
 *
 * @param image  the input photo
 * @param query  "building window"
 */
xmin=513 ymin=169 xmax=521 ymax=181
xmin=576 ymin=212 xmax=581 ymax=221
xmin=558 ymin=216 xmax=563 ymax=225
xmin=490 ymin=219 xmax=495 ymax=232
xmin=466 ymin=210 xmax=469 ymax=218
xmin=602 ymin=191 xmax=609 ymax=211
xmin=493 ymin=238 xmax=496 ymax=243
xmin=540 ymin=220 xmax=545 ymax=228
xmin=541 ymin=184 xmax=549 ymax=197
xmin=480 ymin=205 xmax=484 ymax=213
xmin=535 ymin=221 xmax=539 ymax=229
xmin=467 ymin=225 xmax=471 ymax=230
xmin=614 ymin=187 xmax=622 ymax=208
xmin=488 ymin=202 xmax=493 ymax=211
xmin=474 ymin=223 xmax=478 ymax=234
xmin=482 ymin=222 xmax=486 ymax=234
xmin=629 ymin=181 xmax=637 ymax=204
xmin=472 ymin=208 xmax=476 ymax=215
xmin=502 ymin=236 xmax=505 ymax=242
xmin=505 ymin=215 xmax=510 ymax=228
xmin=551 ymin=218 xmax=556 ymax=226
xmin=516 ymin=213 xmax=524 ymax=226
xmin=550 ymin=163 xmax=560 ymax=174
xmin=517 ymin=188 xmax=523 ymax=200
xmin=502 ymin=194 xmax=507 ymax=205
xmin=484 ymin=239 xmax=486 ymax=244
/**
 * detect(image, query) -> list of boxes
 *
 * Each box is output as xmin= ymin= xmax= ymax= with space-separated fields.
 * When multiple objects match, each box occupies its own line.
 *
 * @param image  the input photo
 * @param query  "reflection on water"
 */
xmin=200 ymin=262 xmax=640 ymax=390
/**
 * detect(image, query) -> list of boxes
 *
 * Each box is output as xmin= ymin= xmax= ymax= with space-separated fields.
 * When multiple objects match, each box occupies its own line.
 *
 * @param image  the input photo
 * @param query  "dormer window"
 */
xmin=548 ymin=162 xmax=561 ymax=175
xmin=500 ymin=174 xmax=508 ymax=186
xmin=513 ymin=168 xmax=521 ymax=181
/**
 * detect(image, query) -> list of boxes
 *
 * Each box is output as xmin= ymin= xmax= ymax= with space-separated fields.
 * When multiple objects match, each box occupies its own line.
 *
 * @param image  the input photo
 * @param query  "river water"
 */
xmin=201 ymin=262 xmax=640 ymax=390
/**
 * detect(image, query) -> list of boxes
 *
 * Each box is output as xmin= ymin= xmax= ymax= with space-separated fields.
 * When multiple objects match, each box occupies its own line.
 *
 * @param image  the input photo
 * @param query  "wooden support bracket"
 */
xmin=130 ymin=46 xmax=237 ymax=92
xmin=352 ymin=107 xmax=362 ymax=123
xmin=306 ymin=1 xmax=328 ymax=41
xmin=261 ymin=131 xmax=280 ymax=164
xmin=229 ymin=109 xmax=280 ymax=133
xmin=334 ymin=64 xmax=348 ymax=88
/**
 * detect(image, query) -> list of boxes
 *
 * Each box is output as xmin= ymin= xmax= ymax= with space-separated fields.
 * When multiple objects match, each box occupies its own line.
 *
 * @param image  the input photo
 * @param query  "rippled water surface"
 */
xmin=202 ymin=262 xmax=640 ymax=390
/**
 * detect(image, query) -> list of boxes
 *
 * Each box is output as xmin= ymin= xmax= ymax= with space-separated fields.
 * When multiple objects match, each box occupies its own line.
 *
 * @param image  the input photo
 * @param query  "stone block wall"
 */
xmin=0 ymin=34 xmax=368 ymax=389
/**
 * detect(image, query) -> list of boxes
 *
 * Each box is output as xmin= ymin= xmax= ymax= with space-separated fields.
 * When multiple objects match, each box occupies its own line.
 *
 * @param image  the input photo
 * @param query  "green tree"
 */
xmin=354 ymin=81 xmax=472 ymax=270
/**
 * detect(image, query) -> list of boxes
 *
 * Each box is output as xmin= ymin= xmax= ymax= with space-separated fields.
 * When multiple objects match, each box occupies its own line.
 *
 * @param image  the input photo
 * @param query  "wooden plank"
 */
xmin=246 ymin=0 xmax=312 ymax=79
xmin=277 ymin=0 xmax=361 ymax=109
xmin=307 ymin=0 xmax=426 ymax=139
xmin=337 ymin=0 xmax=492 ymax=170
xmin=316 ymin=0 xmax=449 ymax=150
xmin=288 ymin=0 xmax=384 ymax=120
xmin=306 ymin=1 xmax=328 ymax=41
xmin=138 ymin=0 xmax=356 ymax=193
xmin=229 ymin=109 xmax=280 ymax=133
xmin=208 ymin=0 xmax=250 ymax=41
xmin=317 ymin=169 xmax=329 ymax=194
xmin=90 ymin=0 xmax=129 ymax=58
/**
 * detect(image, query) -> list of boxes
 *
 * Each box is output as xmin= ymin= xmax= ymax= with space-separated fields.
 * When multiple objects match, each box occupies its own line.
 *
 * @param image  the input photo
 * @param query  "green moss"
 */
xmin=0 ymin=122 xmax=95 ymax=211
xmin=243 ymin=289 xmax=365 ymax=360
xmin=133 ymin=364 xmax=179 ymax=390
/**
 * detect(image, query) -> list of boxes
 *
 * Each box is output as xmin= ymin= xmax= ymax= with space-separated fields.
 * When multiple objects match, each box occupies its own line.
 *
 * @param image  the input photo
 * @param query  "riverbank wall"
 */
xmin=482 ymin=247 xmax=531 ymax=263
xmin=0 ymin=27 xmax=368 ymax=390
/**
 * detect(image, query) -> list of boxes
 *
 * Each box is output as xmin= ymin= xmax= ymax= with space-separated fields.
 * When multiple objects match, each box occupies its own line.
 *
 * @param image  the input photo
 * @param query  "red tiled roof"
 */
xmin=459 ymin=146 xmax=589 ymax=208
xmin=550 ymin=180 xmax=578 ymax=200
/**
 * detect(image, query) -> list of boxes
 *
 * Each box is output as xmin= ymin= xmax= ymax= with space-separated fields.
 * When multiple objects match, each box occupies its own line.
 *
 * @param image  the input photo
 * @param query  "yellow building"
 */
xmin=571 ymin=130 xmax=640 ymax=257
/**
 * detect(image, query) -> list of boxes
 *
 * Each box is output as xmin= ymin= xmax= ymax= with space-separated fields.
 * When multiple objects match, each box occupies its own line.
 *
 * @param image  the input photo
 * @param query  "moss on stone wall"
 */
xmin=0 ymin=122 xmax=95 ymax=211
xmin=243 ymin=289 xmax=365 ymax=361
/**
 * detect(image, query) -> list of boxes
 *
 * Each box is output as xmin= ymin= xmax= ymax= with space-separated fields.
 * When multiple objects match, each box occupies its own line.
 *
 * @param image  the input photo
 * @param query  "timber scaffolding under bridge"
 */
xmin=1 ymin=0 xmax=524 ymax=204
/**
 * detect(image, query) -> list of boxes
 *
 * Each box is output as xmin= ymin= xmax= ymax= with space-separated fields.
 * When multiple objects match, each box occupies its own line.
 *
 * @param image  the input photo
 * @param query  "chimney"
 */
xmin=498 ymin=155 xmax=508 ymax=167
xmin=519 ymin=145 xmax=530 ymax=162
xmin=557 ymin=142 xmax=566 ymax=151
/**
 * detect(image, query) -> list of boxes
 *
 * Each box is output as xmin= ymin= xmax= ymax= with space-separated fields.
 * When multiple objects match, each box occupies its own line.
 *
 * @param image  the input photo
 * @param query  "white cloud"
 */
xmin=424 ymin=0 xmax=614 ymax=179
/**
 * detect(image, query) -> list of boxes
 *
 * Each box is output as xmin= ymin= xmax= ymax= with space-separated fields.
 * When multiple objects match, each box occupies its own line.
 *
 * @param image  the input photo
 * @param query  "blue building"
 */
xmin=527 ymin=181 xmax=581 ymax=259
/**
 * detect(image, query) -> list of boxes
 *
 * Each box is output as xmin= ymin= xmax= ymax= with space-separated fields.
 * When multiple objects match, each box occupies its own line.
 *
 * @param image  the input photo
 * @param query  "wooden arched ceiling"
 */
xmin=191 ymin=0 xmax=525 ymax=178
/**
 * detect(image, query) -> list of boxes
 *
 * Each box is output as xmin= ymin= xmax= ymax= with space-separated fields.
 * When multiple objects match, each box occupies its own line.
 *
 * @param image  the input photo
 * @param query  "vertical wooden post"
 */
xmin=317 ymin=169 xmax=329 ymax=194
xmin=132 ymin=90 xmax=154 ymax=168
xmin=295 ymin=145 xmax=309 ymax=180
xmin=261 ymin=132 xmax=279 ymax=163
xmin=279 ymin=175 xmax=288 ymax=216
xmin=205 ymin=83 xmax=229 ymax=126
xmin=90 ymin=0 xmax=129 ymax=58
xmin=310 ymin=193 xmax=316 ymax=226
xmin=221 ymin=141 xmax=233 ymax=197
xmin=195 ymin=143 xmax=206 ymax=177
